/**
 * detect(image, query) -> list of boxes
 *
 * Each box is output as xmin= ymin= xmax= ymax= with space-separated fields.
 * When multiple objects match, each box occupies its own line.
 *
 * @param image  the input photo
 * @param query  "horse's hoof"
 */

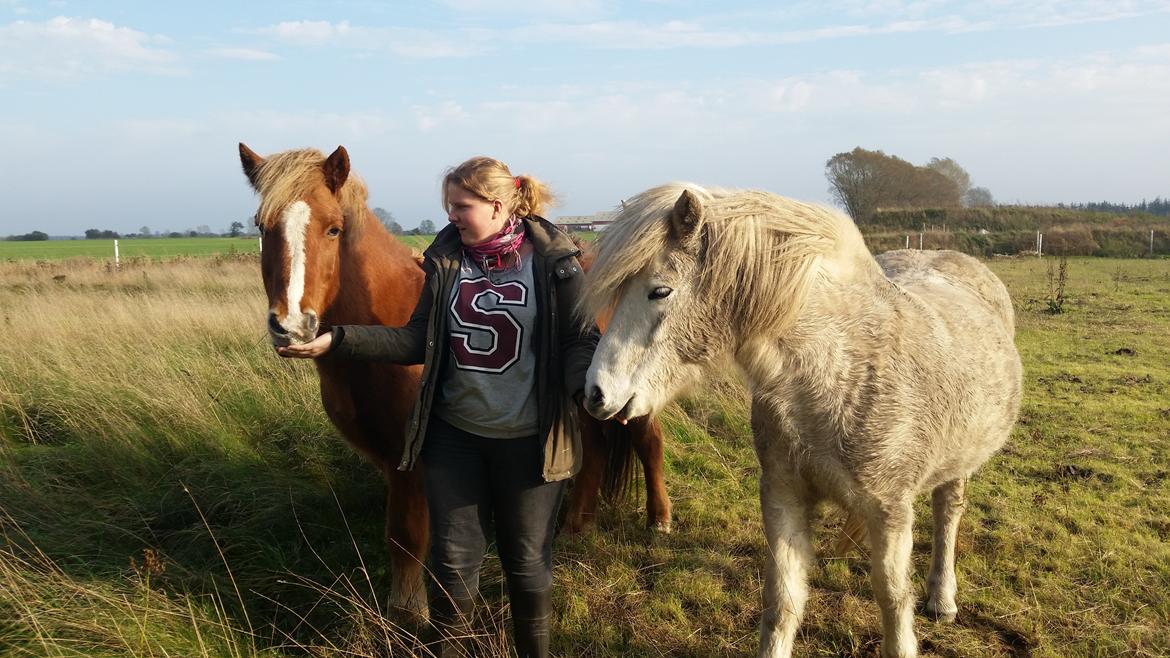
xmin=925 ymin=603 xmax=957 ymax=623
xmin=651 ymin=520 xmax=672 ymax=534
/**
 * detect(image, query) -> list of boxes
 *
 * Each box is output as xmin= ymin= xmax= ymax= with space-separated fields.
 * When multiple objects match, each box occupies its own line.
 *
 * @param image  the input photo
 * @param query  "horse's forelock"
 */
xmin=582 ymin=184 xmax=846 ymax=339
xmin=252 ymin=148 xmax=369 ymax=240
xmin=579 ymin=183 xmax=705 ymax=321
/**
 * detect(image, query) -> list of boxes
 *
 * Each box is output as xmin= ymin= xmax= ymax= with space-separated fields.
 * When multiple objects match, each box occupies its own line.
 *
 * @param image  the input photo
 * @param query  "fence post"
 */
xmin=258 ymin=236 xmax=263 ymax=254
xmin=1152 ymin=229 xmax=1155 ymax=257
xmin=114 ymin=239 xmax=120 ymax=270
xmin=905 ymin=235 xmax=910 ymax=249
xmin=1038 ymin=233 xmax=1043 ymax=258
xmin=919 ymin=232 xmax=923 ymax=250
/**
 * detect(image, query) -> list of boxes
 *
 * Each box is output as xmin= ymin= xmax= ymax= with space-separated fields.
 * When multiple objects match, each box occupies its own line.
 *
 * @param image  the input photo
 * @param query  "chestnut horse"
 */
xmin=238 ymin=144 xmax=672 ymax=614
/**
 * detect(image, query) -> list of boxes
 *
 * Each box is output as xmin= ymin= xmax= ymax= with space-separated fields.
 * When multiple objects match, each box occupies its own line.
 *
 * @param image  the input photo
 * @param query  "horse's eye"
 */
xmin=648 ymin=286 xmax=673 ymax=300
xmin=327 ymin=226 xmax=342 ymax=237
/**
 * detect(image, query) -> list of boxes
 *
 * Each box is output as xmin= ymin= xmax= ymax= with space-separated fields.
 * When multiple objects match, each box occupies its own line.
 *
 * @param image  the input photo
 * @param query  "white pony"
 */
xmin=581 ymin=184 xmax=1022 ymax=658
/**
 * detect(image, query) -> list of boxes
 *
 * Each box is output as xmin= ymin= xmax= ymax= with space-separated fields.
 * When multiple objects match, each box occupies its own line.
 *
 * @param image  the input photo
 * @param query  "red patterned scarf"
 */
xmin=464 ymin=214 xmax=526 ymax=271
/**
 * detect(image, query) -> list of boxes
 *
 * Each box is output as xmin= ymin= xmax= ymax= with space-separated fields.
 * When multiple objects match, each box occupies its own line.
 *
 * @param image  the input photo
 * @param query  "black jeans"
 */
xmin=421 ymin=416 xmax=566 ymax=604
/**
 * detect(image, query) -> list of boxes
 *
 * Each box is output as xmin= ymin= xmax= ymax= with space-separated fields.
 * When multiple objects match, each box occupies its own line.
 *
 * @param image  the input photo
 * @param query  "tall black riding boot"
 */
xmin=428 ymin=594 xmax=476 ymax=658
xmin=510 ymin=588 xmax=552 ymax=658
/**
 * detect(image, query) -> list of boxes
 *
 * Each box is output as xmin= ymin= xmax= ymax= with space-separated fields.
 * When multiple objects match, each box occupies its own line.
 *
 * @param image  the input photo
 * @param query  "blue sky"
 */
xmin=2 ymin=0 xmax=1169 ymax=235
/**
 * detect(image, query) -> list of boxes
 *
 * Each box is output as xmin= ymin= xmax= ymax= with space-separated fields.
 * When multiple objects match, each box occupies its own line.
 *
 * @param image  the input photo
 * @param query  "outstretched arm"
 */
xmin=275 ymin=261 xmax=436 ymax=364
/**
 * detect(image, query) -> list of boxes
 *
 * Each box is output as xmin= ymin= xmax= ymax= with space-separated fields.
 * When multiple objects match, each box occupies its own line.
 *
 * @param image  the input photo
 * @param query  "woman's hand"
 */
xmin=276 ymin=332 xmax=333 ymax=359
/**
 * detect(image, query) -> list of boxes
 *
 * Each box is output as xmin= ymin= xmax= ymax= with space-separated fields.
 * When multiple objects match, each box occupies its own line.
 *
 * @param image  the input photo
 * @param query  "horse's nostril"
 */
xmin=588 ymin=386 xmax=605 ymax=407
xmin=305 ymin=313 xmax=319 ymax=333
xmin=268 ymin=313 xmax=287 ymax=335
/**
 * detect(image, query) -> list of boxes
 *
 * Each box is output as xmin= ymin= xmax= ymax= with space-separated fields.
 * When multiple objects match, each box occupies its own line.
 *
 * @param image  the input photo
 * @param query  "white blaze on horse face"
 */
xmin=281 ymin=200 xmax=311 ymax=329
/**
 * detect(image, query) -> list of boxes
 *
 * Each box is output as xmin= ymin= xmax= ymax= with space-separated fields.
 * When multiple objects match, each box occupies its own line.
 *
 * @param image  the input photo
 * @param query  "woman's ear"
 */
xmin=492 ymin=199 xmax=504 ymax=220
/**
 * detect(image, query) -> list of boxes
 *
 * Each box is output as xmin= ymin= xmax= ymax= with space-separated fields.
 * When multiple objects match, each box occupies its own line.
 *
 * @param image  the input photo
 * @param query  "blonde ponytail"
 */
xmin=443 ymin=157 xmax=557 ymax=218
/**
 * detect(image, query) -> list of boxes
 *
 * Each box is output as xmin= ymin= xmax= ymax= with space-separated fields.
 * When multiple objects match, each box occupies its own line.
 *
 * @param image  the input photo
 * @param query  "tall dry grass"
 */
xmin=0 ymin=257 xmax=516 ymax=657
xmin=2 ymin=255 xmax=1168 ymax=657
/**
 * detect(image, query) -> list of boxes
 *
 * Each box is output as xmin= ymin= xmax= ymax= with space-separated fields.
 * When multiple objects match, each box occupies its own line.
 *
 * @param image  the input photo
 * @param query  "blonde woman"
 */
xmin=279 ymin=156 xmax=596 ymax=657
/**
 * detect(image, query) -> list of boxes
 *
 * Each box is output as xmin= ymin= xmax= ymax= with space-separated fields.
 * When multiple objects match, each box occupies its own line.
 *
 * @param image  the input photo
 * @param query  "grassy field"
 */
xmin=0 ymin=235 xmax=436 ymax=261
xmin=0 ymin=254 xmax=1168 ymax=657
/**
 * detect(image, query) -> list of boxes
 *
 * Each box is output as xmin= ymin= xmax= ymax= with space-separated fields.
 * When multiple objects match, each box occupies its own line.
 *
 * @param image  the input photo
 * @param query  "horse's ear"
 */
xmin=667 ymin=189 xmax=704 ymax=248
xmin=323 ymin=146 xmax=350 ymax=194
xmin=239 ymin=143 xmax=265 ymax=190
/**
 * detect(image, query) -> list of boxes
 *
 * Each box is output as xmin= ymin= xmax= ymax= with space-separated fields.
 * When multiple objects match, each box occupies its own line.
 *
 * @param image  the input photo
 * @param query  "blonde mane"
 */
xmin=583 ymin=183 xmax=847 ymax=338
xmin=250 ymin=148 xmax=371 ymax=240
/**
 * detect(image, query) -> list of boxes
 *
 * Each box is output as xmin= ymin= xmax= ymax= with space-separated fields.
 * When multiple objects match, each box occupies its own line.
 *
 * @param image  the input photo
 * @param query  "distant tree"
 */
xmin=1059 ymin=197 xmax=1170 ymax=217
xmin=84 ymin=228 xmax=121 ymax=239
xmin=418 ymin=219 xmax=437 ymax=234
xmin=168 ymin=231 xmax=183 ymax=238
xmin=925 ymin=157 xmax=971 ymax=199
xmin=196 ymin=225 xmax=212 ymax=236
xmin=188 ymin=230 xmax=198 ymax=238
xmin=229 ymin=221 xmax=245 ymax=237
xmin=826 ymin=147 xmax=962 ymax=222
xmin=826 ymin=147 xmax=891 ymax=222
xmin=906 ymin=166 xmax=961 ymax=210
xmin=372 ymin=207 xmax=404 ymax=234
xmin=964 ymin=186 xmax=995 ymax=207
xmin=139 ymin=226 xmax=152 ymax=237
xmin=6 ymin=230 xmax=49 ymax=241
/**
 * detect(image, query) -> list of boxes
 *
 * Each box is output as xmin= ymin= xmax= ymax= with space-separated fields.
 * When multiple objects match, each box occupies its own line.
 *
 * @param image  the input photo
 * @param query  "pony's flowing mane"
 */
xmin=583 ymin=183 xmax=848 ymax=338
xmin=251 ymin=148 xmax=371 ymax=239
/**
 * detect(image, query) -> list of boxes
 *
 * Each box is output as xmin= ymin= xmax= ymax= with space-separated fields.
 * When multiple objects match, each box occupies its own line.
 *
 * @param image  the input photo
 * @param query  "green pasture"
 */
xmin=0 ymin=256 xmax=1167 ymax=657
xmin=0 ymin=237 xmax=260 ymax=261
xmin=0 ymin=235 xmax=436 ymax=261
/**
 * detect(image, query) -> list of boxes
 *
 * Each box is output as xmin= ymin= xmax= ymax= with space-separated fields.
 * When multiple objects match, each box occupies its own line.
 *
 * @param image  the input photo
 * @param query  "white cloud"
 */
xmin=252 ymin=20 xmax=485 ymax=58
xmin=413 ymin=101 xmax=469 ymax=132
xmin=248 ymin=3 xmax=1169 ymax=57
xmin=205 ymin=47 xmax=280 ymax=61
xmin=0 ymin=16 xmax=178 ymax=79
xmin=439 ymin=0 xmax=606 ymax=17
xmin=834 ymin=0 xmax=1170 ymax=25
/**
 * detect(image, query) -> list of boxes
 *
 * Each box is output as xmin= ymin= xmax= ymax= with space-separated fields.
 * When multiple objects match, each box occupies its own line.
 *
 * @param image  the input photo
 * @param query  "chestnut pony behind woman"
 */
xmin=238 ymin=144 xmax=673 ymax=625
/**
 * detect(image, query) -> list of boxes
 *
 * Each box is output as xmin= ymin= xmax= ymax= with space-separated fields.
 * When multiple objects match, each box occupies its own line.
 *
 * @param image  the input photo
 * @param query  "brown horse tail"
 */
xmin=831 ymin=510 xmax=869 ymax=558
xmin=600 ymin=420 xmax=639 ymax=504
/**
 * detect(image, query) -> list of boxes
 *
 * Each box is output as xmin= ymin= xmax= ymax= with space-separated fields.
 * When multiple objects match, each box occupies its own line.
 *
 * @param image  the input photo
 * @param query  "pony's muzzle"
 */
xmin=268 ymin=312 xmax=292 ymax=347
xmin=267 ymin=310 xmax=318 ymax=346
xmin=587 ymin=384 xmax=606 ymax=408
xmin=584 ymin=384 xmax=635 ymax=422
xmin=268 ymin=312 xmax=287 ymax=336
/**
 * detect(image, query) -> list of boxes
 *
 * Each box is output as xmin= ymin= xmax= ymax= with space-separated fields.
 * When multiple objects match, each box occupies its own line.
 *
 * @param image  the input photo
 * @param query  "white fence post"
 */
xmin=919 ymin=232 xmax=923 ymax=250
xmin=1152 ymin=229 xmax=1156 ymax=257
xmin=1038 ymin=233 xmax=1044 ymax=258
xmin=258 ymin=236 xmax=263 ymax=254
xmin=905 ymin=235 xmax=910 ymax=249
xmin=114 ymin=239 xmax=120 ymax=270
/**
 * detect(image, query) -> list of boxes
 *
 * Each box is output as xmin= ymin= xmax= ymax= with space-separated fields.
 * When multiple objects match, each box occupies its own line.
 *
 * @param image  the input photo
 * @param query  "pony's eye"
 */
xmin=648 ymin=286 xmax=673 ymax=300
xmin=327 ymin=226 xmax=342 ymax=237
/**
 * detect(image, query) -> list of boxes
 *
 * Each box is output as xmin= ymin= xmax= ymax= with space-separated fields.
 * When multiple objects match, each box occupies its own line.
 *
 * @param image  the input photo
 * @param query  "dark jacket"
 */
xmin=328 ymin=217 xmax=598 ymax=481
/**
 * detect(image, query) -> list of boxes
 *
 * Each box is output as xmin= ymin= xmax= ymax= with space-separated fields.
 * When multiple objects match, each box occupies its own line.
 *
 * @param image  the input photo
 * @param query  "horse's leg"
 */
xmin=867 ymin=503 xmax=918 ymax=658
xmin=925 ymin=478 xmax=966 ymax=622
xmin=753 ymin=429 xmax=814 ymax=658
xmin=629 ymin=416 xmax=671 ymax=533
xmin=564 ymin=409 xmax=605 ymax=534
xmin=385 ymin=466 xmax=429 ymax=620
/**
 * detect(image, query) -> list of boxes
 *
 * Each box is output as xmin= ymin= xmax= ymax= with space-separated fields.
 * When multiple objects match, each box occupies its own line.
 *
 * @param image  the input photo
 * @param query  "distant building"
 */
xmin=552 ymin=210 xmax=618 ymax=232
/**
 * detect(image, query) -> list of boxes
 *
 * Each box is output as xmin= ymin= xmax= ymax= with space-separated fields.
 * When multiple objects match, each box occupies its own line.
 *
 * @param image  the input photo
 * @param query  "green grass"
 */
xmin=0 ymin=235 xmax=438 ymax=262
xmin=0 ymin=237 xmax=262 ymax=261
xmin=0 ymin=256 xmax=1168 ymax=657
